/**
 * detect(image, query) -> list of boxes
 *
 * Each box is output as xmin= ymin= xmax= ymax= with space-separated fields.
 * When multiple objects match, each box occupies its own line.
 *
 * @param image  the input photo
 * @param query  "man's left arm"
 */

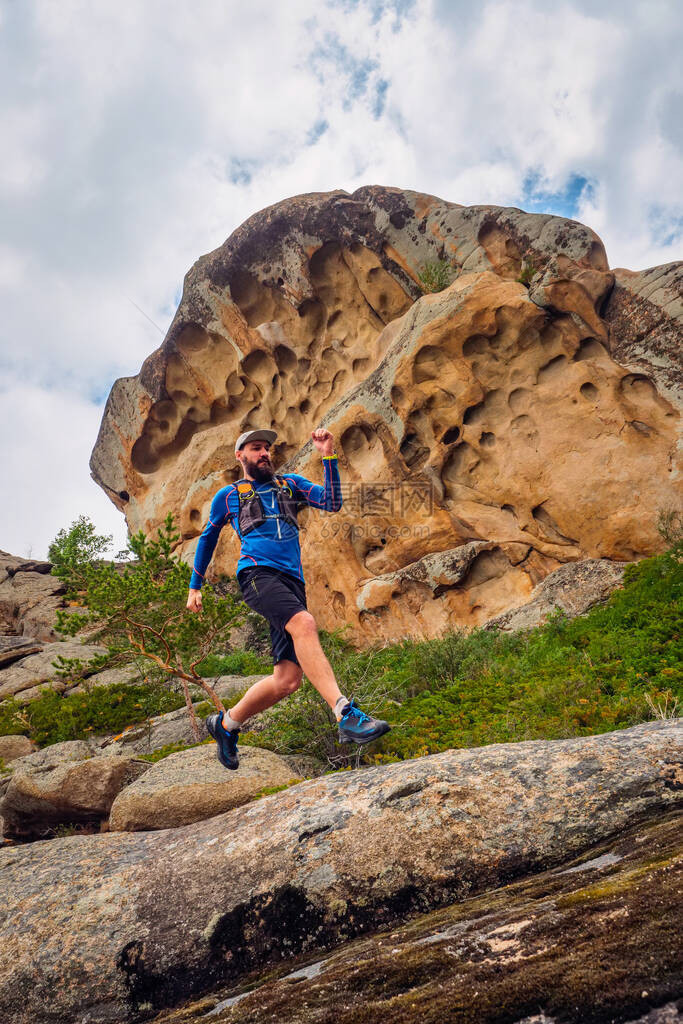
xmin=286 ymin=429 xmax=343 ymax=512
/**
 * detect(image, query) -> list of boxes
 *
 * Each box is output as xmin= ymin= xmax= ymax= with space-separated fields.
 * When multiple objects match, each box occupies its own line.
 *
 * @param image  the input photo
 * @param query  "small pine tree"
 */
xmin=52 ymin=513 xmax=244 ymax=738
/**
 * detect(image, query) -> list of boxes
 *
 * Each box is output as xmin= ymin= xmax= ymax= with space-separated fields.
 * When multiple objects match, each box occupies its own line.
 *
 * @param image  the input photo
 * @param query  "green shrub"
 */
xmin=517 ymin=259 xmax=536 ymax=286
xmin=197 ymin=649 xmax=272 ymax=677
xmin=137 ymin=738 xmax=212 ymax=762
xmin=48 ymin=515 xmax=113 ymax=575
xmin=0 ymin=697 xmax=29 ymax=738
xmin=13 ymin=683 xmax=185 ymax=747
xmin=418 ymin=259 xmax=456 ymax=293
xmin=248 ymin=544 xmax=682 ymax=766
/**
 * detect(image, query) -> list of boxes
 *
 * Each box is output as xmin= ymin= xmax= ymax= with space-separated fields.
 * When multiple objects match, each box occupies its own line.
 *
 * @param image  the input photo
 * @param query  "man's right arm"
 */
xmin=186 ymin=489 xmax=233 ymax=612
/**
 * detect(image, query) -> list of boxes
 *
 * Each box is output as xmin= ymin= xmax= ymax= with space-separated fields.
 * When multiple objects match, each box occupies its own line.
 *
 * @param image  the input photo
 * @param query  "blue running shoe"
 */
xmin=206 ymin=712 xmax=240 ymax=770
xmin=337 ymin=700 xmax=390 ymax=745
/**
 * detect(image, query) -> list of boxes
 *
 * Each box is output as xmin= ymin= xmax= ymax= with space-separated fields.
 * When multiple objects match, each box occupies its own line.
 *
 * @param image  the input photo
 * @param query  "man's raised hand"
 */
xmin=186 ymin=589 xmax=203 ymax=613
xmin=311 ymin=428 xmax=335 ymax=456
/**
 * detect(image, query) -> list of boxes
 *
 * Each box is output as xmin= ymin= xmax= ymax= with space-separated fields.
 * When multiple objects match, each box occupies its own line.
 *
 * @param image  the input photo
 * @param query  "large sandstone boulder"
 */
xmin=0 ymin=720 xmax=679 ymax=1023
xmin=90 ymin=188 xmax=682 ymax=645
xmin=0 ymin=753 xmax=150 ymax=840
xmin=109 ymin=744 xmax=299 ymax=831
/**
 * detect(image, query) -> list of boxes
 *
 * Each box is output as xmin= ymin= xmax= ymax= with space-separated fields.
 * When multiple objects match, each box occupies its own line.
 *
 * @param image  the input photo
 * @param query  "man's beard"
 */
xmin=245 ymin=455 xmax=274 ymax=483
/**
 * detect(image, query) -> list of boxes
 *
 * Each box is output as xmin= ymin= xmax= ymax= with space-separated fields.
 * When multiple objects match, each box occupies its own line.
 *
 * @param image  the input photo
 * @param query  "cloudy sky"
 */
xmin=1 ymin=0 xmax=681 ymax=558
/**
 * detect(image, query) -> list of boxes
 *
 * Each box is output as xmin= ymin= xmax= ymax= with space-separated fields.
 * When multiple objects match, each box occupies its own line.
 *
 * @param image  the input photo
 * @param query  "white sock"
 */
xmin=222 ymin=711 xmax=242 ymax=732
xmin=334 ymin=695 xmax=350 ymax=721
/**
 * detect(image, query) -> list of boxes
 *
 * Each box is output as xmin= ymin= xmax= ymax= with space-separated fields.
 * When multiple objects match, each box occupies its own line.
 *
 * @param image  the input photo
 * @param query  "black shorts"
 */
xmin=237 ymin=566 xmax=307 ymax=666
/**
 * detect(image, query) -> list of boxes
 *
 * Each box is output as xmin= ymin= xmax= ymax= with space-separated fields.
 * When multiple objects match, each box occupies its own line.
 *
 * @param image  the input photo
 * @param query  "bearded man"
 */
xmin=186 ymin=427 xmax=390 ymax=769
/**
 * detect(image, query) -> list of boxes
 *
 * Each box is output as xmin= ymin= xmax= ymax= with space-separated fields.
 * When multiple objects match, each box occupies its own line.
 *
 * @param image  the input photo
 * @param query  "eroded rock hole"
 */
xmin=413 ymin=345 xmax=447 ymax=384
xmin=441 ymin=426 xmax=460 ymax=444
xmin=400 ymin=432 xmax=429 ymax=468
xmin=629 ymin=420 xmax=654 ymax=436
xmin=537 ymin=354 xmax=568 ymax=385
xmin=462 ymin=335 xmax=489 ymax=357
xmin=479 ymin=432 xmax=495 ymax=448
xmin=508 ymin=388 xmax=531 ymax=414
xmin=620 ymin=373 xmax=656 ymax=400
xmin=580 ymin=382 xmax=599 ymax=401
xmin=442 ymin=442 xmax=480 ymax=485
xmin=274 ymin=345 xmax=297 ymax=373
xmin=463 ymin=401 xmax=485 ymax=426
xmin=574 ymin=338 xmax=607 ymax=361
xmin=532 ymin=503 xmax=578 ymax=545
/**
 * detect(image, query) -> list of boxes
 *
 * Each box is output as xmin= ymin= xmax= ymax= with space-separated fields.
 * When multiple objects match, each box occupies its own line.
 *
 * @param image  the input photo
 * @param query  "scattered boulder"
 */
xmin=0 ymin=636 xmax=42 ymax=667
xmin=483 ymin=558 xmax=628 ymax=632
xmin=96 ymin=703 xmax=211 ymax=757
xmin=0 ymin=735 xmax=34 ymax=764
xmin=63 ymin=662 xmax=144 ymax=695
xmin=109 ymin=745 xmax=299 ymax=832
xmin=0 ymin=720 xmax=679 ymax=1023
xmin=0 ymin=640 xmax=107 ymax=701
xmin=0 ymin=754 xmax=150 ymax=840
xmin=0 ymin=550 xmax=65 ymax=641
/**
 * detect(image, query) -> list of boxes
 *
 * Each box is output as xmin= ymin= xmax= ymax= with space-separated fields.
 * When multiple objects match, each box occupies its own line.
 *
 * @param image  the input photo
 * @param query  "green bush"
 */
xmin=0 ymin=699 xmax=26 ymax=737
xmin=137 ymin=738 xmax=212 ymax=762
xmin=517 ymin=259 xmax=536 ymax=286
xmin=368 ymin=543 xmax=682 ymax=761
xmin=1 ymin=683 xmax=186 ymax=747
xmin=249 ymin=544 xmax=682 ymax=765
xmin=418 ymin=259 xmax=456 ymax=293
xmin=48 ymin=515 xmax=113 ymax=574
xmin=197 ymin=649 xmax=272 ymax=677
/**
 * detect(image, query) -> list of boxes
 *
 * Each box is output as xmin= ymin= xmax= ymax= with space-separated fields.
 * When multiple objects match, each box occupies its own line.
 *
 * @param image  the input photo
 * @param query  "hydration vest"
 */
xmin=234 ymin=476 xmax=301 ymax=536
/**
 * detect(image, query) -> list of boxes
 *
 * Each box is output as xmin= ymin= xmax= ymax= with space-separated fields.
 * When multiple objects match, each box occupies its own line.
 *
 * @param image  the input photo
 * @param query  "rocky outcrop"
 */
xmin=0 ymin=549 xmax=65 ymax=641
xmin=0 ymin=640 xmax=108 ymax=701
xmin=90 ymin=187 xmax=682 ymax=645
xmin=0 ymin=720 xmax=679 ymax=1023
xmin=483 ymin=557 xmax=627 ymax=631
xmin=0 ymin=734 xmax=34 ymax=764
xmin=1 ymin=753 xmax=149 ymax=840
xmin=158 ymin=812 xmax=682 ymax=1024
xmin=109 ymin=745 xmax=298 ymax=832
xmin=605 ymin=261 xmax=683 ymax=408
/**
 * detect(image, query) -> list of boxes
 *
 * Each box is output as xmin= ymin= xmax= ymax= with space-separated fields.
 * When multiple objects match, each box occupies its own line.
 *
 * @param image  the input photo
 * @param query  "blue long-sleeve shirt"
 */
xmin=189 ymin=454 xmax=342 ymax=589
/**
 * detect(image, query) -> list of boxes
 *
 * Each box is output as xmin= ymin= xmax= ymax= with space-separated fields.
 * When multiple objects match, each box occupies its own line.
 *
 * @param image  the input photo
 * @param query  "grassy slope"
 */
xmin=2 ymin=546 xmax=680 ymax=760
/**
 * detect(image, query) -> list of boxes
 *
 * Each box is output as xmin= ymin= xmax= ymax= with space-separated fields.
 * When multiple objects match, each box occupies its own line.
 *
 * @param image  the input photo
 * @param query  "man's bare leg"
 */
xmin=284 ymin=610 xmax=345 ymax=712
xmin=228 ymin=661 xmax=303 ymax=724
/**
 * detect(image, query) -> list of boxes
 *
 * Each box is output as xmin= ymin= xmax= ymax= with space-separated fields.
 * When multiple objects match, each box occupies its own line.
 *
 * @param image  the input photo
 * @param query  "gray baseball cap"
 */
xmin=234 ymin=428 xmax=277 ymax=455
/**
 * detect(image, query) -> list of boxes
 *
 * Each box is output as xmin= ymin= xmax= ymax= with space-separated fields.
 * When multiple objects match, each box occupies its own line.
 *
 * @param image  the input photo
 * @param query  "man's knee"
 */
xmin=273 ymin=662 xmax=303 ymax=697
xmin=285 ymin=609 xmax=317 ymax=637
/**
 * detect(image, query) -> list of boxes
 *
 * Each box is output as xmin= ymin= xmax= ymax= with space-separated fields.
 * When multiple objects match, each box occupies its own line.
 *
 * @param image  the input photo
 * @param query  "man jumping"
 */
xmin=186 ymin=427 xmax=390 ymax=770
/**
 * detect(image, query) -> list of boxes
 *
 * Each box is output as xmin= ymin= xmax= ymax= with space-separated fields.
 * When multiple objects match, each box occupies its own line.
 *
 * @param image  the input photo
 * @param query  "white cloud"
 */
xmin=0 ymin=380 xmax=128 ymax=558
xmin=0 ymin=0 xmax=681 ymax=556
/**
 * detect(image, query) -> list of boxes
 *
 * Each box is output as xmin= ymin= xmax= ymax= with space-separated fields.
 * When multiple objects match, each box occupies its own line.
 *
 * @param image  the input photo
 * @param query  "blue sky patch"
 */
xmin=307 ymin=119 xmax=329 ymax=145
xmin=521 ymin=171 xmax=595 ymax=220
